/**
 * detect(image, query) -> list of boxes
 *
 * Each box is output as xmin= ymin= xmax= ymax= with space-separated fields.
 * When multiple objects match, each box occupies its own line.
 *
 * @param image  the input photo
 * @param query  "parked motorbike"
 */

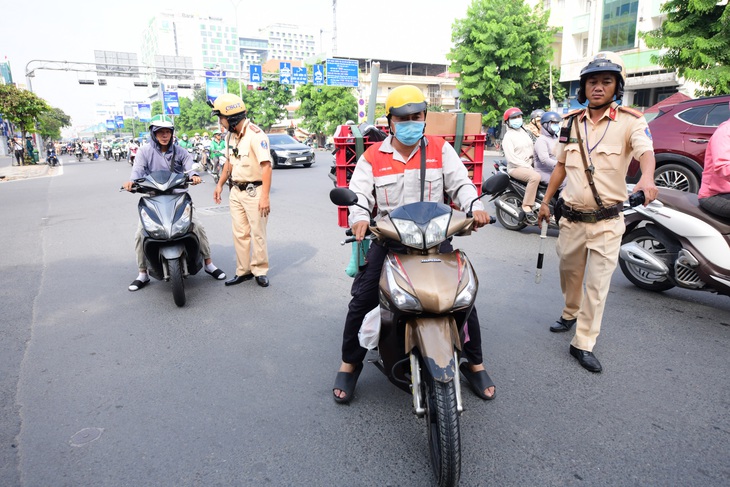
xmin=329 ymin=173 xmax=508 ymax=487
xmin=619 ymin=187 xmax=730 ymax=297
xmin=124 ymin=168 xmax=203 ymax=307
xmin=46 ymin=148 xmax=59 ymax=167
xmin=483 ymin=160 xmax=559 ymax=231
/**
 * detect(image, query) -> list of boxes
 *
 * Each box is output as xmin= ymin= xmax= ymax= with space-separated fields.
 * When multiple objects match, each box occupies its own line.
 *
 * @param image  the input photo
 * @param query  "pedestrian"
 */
xmin=331 ymin=85 xmax=496 ymax=404
xmin=537 ymin=52 xmax=659 ymax=372
xmin=502 ymin=107 xmax=541 ymax=223
xmin=12 ymin=136 xmax=24 ymax=166
xmin=698 ymin=114 xmax=730 ymax=219
xmin=25 ymin=136 xmax=35 ymax=164
xmin=211 ymin=93 xmax=272 ymax=288
xmin=122 ymin=115 xmax=226 ymax=291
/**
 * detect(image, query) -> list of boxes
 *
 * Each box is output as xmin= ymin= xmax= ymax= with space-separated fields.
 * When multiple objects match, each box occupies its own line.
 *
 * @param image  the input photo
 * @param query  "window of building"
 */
xmin=600 ymin=0 xmax=638 ymax=51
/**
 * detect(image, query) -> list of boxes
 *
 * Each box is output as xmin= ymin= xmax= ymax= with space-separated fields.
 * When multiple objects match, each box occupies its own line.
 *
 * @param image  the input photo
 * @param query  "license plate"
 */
xmin=295 ymin=157 xmax=307 ymax=161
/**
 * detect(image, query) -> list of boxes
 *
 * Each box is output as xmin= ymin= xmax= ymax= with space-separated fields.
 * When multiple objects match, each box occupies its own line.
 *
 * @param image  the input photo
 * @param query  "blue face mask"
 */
xmin=550 ymin=123 xmax=560 ymax=134
xmin=394 ymin=121 xmax=425 ymax=146
xmin=508 ymin=118 xmax=523 ymax=129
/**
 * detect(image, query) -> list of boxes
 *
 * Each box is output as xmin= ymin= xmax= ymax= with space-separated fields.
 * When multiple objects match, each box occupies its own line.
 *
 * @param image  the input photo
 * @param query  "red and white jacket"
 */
xmin=348 ymin=135 xmax=483 ymax=226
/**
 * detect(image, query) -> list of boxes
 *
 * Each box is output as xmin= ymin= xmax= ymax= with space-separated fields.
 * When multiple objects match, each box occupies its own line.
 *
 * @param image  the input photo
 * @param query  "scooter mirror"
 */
xmin=482 ymin=172 xmax=510 ymax=195
xmin=330 ymin=187 xmax=358 ymax=206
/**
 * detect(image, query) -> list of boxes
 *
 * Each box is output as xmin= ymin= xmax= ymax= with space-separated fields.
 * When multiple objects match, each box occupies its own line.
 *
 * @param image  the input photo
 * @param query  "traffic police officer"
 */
xmin=211 ymin=94 xmax=272 ymax=288
xmin=537 ymin=52 xmax=659 ymax=372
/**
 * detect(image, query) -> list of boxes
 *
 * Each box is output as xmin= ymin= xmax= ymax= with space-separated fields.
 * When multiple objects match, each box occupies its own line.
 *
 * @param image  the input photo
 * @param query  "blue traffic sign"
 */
xmin=279 ymin=62 xmax=292 ymax=85
xmin=313 ymin=65 xmax=324 ymax=86
xmin=326 ymin=58 xmax=359 ymax=87
xmin=163 ymin=91 xmax=180 ymax=115
xmin=292 ymin=67 xmax=308 ymax=85
xmin=250 ymin=64 xmax=262 ymax=83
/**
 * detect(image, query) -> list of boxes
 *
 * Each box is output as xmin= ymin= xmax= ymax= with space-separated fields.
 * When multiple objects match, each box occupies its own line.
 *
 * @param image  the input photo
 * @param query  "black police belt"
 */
xmin=233 ymin=181 xmax=262 ymax=190
xmin=561 ymin=202 xmax=623 ymax=223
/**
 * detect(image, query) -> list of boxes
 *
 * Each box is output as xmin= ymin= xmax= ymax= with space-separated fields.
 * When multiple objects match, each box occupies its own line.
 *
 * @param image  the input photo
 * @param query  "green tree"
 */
xmin=37 ymin=106 xmax=72 ymax=140
xmin=0 ymin=84 xmax=51 ymax=139
xmin=228 ymin=79 xmax=294 ymax=131
xmin=448 ymin=0 xmax=559 ymax=127
xmin=642 ymin=0 xmax=730 ymax=96
xmin=296 ymin=84 xmax=357 ymax=142
xmin=151 ymin=100 xmax=162 ymax=117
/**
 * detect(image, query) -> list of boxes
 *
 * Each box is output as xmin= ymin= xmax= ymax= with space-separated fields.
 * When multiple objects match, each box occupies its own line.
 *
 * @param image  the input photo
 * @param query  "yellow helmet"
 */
xmin=385 ymin=85 xmax=427 ymax=117
xmin=203 ymin=132 xmax=209 ymax=137
xmin=210 ymin=93 xmax=246 ymax=117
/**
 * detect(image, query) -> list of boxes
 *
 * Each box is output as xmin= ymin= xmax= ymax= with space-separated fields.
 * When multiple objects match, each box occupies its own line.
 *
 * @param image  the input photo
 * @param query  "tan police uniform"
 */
xmin=555 ymin=102 xmax=653 ymax=352
xmin=226 ymin=120 xmax=272 ymax=277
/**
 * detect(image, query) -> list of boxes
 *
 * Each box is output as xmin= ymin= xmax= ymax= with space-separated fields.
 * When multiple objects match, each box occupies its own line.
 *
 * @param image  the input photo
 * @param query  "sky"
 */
xmin=2 ymin=0 xmax=472 ymax=132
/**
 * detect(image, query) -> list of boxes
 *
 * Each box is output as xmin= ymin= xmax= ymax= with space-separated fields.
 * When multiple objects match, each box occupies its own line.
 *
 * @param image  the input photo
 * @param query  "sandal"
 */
xmin=459 ymin=362 xmax=496 ymax=400
xmin=332 ymin=362 xmax=364 ymax=404
xmin=128 ymin=279 xmax=150 ymax=292
xmin=205 ymin=268 xmax=226 ymax=280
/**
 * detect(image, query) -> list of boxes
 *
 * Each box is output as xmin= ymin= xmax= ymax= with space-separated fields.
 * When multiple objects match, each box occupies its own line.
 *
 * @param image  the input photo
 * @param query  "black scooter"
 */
xmin=46 ymin=148 xmax=59 ymax=167
xmin=483 ymin=160 xmax=559 ymax=231
xmin=126 ymin=169 xmax=203 ymax=307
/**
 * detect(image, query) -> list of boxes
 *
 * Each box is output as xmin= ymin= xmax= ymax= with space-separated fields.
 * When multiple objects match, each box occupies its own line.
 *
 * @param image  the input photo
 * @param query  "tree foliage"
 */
xmin=226 ymin=79 xmax=294 ymax=131
xmin=448 ymin=0 xmax=560 ymax=127
xmin=0 ymin=84 xmax=51 ymax=137
xmin=642 ymin=0 xmax=730 ymax=96
xmin=37 ymin=106 xmax=72 ymax=140
xmin=296 ymin=84 xmax=357 ymax=140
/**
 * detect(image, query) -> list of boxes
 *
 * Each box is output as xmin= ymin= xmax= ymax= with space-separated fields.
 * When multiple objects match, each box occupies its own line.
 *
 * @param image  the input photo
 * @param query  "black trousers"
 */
xmin=699 ymin=194 xmax=730 ymax=219
xmin=341 ymin=241 xmax=484 ymax=365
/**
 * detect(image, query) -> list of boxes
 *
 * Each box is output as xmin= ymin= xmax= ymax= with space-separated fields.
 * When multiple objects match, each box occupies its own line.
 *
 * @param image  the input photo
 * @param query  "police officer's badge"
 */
xmin=261 ymin=141 xmax=268 ymax=149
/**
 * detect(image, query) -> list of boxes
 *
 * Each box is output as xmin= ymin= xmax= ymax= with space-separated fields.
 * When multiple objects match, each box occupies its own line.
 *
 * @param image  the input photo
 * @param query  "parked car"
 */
xmin=627 ymin=94 xmax=730 ymax=193
xmin=267 ymin=134 xmax=315 ymax=168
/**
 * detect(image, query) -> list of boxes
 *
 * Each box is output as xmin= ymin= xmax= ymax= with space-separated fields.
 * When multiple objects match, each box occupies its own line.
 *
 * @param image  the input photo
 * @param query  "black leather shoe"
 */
xmin=224 ymin=273 xmax=253 ymax=286
xmin=569 ymin=345 xmax=602 ymax=373
xmin=255 ymin=275 xmax=269 ymax=287
xmin=550 ymin=317 xmax=577 ymax=333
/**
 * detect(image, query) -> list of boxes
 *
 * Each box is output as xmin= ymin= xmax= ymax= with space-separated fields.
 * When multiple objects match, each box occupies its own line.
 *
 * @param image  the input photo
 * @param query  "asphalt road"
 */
xmin=0 ymin=151 xmax=728 ymax=487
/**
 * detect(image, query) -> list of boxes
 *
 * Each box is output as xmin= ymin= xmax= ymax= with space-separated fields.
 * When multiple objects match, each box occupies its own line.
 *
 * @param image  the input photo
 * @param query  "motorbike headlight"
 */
xmin=140 ymin=208 xmax=166 ymax=239
xmin=392 ymin=218 xmax=424 ymax=249
xmin=424 ymin=213 xmax=450 ymax=247
xmin=171 ymin=203 xmax=192 ymax=238
xmin=453 ymin=263 xmax=477 ymax=309
xmin=384 ymin=263 xmax=422 ymax=311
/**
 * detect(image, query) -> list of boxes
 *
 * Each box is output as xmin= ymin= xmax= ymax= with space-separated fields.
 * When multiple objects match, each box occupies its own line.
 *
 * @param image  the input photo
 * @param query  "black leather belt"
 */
xmin=562 ymin=203 xmax=623 ymax=223
xmin=233 ymin=181 xmax=262 ymax=190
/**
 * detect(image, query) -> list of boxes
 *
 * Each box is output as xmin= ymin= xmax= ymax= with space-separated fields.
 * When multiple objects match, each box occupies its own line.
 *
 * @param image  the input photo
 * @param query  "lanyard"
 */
xmin=583 ymin=118 xmax=611 ymax=155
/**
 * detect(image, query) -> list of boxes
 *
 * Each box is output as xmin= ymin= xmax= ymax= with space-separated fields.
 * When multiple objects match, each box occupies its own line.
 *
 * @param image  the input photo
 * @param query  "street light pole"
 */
xmin=231 ymin=0 xmax=242 ymax=98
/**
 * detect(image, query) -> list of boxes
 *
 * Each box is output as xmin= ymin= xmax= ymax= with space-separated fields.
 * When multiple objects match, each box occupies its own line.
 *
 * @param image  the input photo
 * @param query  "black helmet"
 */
xmin=577 ymin=52 xmax=626 ymax=104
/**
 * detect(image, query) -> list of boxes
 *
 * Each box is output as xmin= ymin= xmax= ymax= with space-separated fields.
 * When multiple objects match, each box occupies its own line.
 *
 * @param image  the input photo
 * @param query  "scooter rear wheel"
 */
xmin=425 ymin=377 xmax=461 ymax=487
xmin=169 ymin=258 xmax=186 ymax=307
xmin=495 ymin=193 xmax=527 ymax=231
xmin=619 ymin=227 xmax=675 ymax=292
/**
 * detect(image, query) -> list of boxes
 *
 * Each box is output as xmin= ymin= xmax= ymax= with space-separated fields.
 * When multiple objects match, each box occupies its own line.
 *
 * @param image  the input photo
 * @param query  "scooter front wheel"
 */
xmin=425 ymin=377 xmax=461 ymax=487
xmin=169 ymin=258 xmax=186 ymax=307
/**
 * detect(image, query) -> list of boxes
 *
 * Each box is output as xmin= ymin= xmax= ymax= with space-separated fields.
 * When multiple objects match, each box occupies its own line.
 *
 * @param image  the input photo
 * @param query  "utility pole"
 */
xmin=332 ymin=0 xmax=337 ymax=57
xmin=231 ymin=0 xmax=243 ymax=98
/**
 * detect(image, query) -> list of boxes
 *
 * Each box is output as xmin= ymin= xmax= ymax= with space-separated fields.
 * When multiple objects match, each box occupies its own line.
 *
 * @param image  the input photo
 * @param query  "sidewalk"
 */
xmin=0 ymin=155 xmax=52 ymax=182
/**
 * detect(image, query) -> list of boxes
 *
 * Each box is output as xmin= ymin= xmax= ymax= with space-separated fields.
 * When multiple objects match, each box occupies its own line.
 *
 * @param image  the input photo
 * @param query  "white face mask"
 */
xmin=550 ymin=123 xmax=560 ymax=134
xmin=509 ymin=117 xmax=523 ymax=129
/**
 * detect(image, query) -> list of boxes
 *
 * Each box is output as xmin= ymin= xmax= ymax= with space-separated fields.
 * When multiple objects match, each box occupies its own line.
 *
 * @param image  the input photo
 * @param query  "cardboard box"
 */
xmin=425 ymin=112 xmax=482 ymax=136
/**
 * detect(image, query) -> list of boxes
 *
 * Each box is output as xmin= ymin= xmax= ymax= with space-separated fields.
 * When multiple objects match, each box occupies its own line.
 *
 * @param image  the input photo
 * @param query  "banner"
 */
xmin=106 ymin=120 xmax=115 ymax=130
xmin=115 ymin=115 xmax=125 ymax=128
xmin=205 ymin=70 xmax=228 ymax=103
xmin=163 ymin=91 xmax=180 ymax=115
xmin=138 ymin=103 xmax=151 ymax=122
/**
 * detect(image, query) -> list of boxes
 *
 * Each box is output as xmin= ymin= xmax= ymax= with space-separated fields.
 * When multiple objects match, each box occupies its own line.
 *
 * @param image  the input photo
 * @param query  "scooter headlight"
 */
xmin=424 ymin=213 xmax=450 ymax=247
xmin=392 ymin=218 xmax=424 ymax=249
xmin=140 ymin=208 xmax=166 ymax=239
xmin=453 ymin=263 xmax=477 ymax=309
xmin=384 ymin=261 xmax=422 ymax=311
xmin=170 ymin=202 xmax=192 ymax=238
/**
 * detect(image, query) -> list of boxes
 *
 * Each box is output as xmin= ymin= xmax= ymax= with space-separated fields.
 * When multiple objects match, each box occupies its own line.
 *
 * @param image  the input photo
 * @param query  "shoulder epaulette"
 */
xmin=618 ymin=106 xmax=643 ymax=118
xmin=249 ymin=123 xmax=262 ymax=133
xmin=564 ymin=108 xmax=585 ymax=120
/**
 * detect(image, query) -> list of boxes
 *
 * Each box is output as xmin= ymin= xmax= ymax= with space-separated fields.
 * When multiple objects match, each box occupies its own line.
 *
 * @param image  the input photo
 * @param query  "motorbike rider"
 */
xmin=533 ymin=111 xmax=563 ymax=186
xmin=526 ymin=109 xmax=545 ymax=140
xmin=122 ymin=115 xmax=227 ymax=291
xmin=537 ymin=51 xmax=658 ymax=372
xmin=698 ymin=115 xmax=730 ymax=219
xmin=210 ymin=130 xmax=225 ymax=172
xmin=332 ymin=85 xmax=496 ymax=404
xmin=179 ymin=133 xmax=191 ymax=149
xmin=127 ymin=138 xmax=140 ymax=163
xmin=502 ymin=107 xmax=541 ymax=224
